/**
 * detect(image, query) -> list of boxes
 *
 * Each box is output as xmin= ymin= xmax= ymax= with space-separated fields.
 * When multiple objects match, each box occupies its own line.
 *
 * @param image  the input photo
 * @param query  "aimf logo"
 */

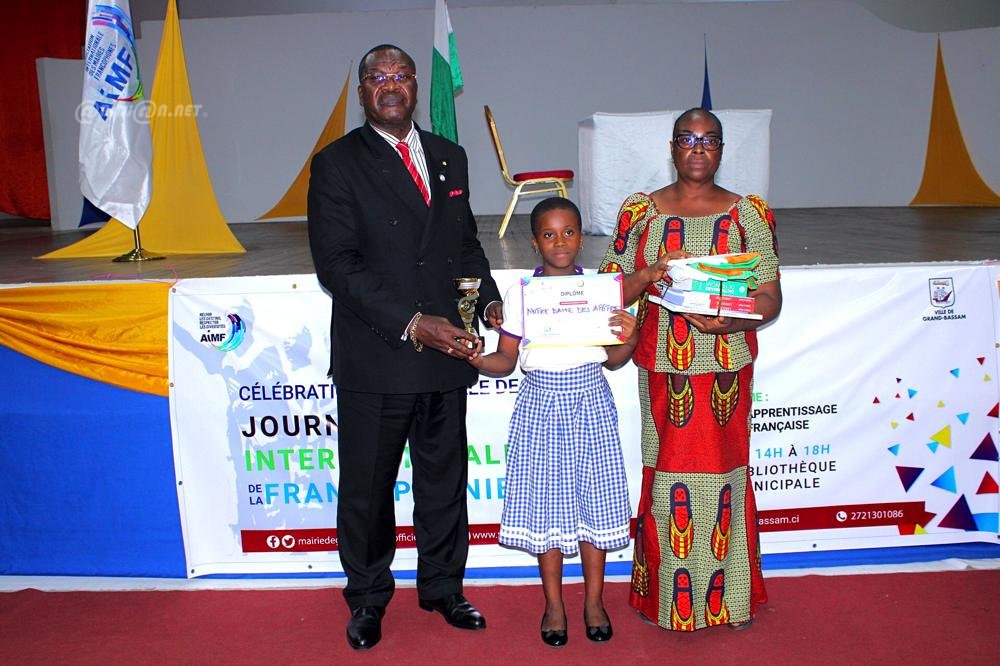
xmin=198 ymin=311 xmax=247 ymax=351
xmin=928 ymin=277 xmax=955 ymax=308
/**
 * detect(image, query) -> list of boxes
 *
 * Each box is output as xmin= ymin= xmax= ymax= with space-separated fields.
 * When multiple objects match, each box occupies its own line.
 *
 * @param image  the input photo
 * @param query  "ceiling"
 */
xmin=130 ymin=0 xmax=1000 ymax=34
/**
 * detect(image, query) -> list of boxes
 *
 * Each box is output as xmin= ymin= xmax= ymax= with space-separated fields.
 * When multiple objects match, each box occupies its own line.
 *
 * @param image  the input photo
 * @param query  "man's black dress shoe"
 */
xmin=418 ymin=593 xmax=486 ymax=630
xmin=346 ymin=606 xmax=384 ymax=650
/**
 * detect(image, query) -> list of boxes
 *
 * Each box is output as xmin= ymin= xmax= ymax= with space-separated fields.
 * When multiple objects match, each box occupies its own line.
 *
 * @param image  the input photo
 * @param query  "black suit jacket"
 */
xmin=307 ymin=123 xmax=501 ymax=394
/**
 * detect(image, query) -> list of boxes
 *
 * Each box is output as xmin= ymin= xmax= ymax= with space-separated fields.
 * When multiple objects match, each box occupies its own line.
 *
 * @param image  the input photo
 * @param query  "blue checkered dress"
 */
xmin=499 ymin=362 xmax=632 ymax=555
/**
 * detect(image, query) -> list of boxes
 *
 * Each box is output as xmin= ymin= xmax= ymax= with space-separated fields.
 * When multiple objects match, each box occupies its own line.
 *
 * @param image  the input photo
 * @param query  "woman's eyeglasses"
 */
xmin=673 ymin=135 xmax=723 ymax=151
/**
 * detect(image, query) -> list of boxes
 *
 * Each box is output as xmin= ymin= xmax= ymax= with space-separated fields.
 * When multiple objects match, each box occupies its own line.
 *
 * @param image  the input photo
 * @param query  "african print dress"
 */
xmin=600 ymin=193 xmax=780 ymax=630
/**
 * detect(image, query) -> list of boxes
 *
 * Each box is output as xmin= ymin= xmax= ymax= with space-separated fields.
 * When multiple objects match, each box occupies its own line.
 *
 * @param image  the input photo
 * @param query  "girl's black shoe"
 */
xmin=540 ymin=613 xmax=568 ymax=647
xmin=585 ymin=610 xmax=613 ymax=642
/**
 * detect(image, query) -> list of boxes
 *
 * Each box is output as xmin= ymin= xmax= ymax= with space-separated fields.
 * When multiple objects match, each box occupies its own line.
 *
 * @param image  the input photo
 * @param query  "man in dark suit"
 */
xmin=307 ymin=44 xmax=502 ymax=651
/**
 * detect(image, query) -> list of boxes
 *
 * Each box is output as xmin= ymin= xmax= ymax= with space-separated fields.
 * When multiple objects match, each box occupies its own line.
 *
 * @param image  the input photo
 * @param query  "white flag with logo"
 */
xmin=79 ymin=0 xmax=152 ymax=230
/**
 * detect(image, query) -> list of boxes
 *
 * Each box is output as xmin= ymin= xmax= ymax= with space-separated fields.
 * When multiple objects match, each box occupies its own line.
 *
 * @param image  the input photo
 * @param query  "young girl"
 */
xmin=469 ymin=197 xmax=637 ymax=647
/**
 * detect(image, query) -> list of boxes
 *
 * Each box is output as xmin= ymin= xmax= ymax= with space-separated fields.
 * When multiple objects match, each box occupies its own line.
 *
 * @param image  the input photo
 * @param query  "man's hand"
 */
xmin=413 ymin=314 xmax=480 ymax=360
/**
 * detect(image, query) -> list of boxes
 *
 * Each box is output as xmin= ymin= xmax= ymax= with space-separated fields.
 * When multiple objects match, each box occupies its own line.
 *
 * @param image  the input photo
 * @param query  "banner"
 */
xmin=79 ymin=0 xmax=151 ymax=229
xmin=169 ymin=264 xmax=999 ymax=577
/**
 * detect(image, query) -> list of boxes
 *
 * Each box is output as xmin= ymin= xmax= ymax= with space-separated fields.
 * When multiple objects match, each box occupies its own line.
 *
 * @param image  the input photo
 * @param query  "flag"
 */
xmin=701 ymin=34 xmax=713 ymax=110
xmin=78 ymin=0 xmax=152 ymax=230
xmin=430 ymin=0 xmax=463 ymax=143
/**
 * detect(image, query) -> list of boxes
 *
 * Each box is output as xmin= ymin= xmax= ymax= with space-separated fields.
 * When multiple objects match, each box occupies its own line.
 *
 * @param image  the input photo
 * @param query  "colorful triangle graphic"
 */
xmin=989 ymin=403 xmax=999 ymax=418
xmin=906 ymin=413 xmax=915 ymax=421
xmin=971 ymin=433 xmax=998 ymax=462
xmin=873 ymin=396 xmax=881 ymax=404
xmin=907 ymin=388 xmax=918 ymax=398
xmin=950 ymin=368 xmax=961 ymax=378
xmin=956 ymin=413 xmax=969 ymax=425
xmin=937 ymin=401 xmax=945 ymax=408
xmin=888 ymin=444 xmax=900 ymax=456
xmin=930 ymin=467 xmax=957 ymax=493
xmin=938 ymin=495 xmax=978 ymax=531
xmin=977 ymin=357 xmax=985 ymax=365
xmin=927 ymin=441 xmax=939 ymax=453
xmin=976 ymin=472 xmax=998 ymax=495
xmin=930 ymin=425 xmax=952 ymax=448
xmin=895 ymin=466 xmax=924 ymax=491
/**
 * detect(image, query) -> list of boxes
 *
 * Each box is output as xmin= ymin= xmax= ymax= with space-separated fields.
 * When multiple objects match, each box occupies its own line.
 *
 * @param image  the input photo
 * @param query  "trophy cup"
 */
xmin=454 ymin=277 xmax=481 ymax=335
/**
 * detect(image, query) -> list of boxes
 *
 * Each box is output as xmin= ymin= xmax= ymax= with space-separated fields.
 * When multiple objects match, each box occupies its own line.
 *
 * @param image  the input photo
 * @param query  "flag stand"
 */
xmin=113 ymin=226 xmax=163 ymax=262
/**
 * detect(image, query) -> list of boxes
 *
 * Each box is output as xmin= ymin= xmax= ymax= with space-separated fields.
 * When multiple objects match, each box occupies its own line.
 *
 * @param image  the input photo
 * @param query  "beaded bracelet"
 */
xmin=409 ymin=312 xmax=424 ymax=352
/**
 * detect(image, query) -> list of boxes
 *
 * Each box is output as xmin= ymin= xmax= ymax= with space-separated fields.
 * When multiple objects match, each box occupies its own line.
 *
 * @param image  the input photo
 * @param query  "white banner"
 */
xmin=169 ymin=265 xmax=999 ymax=577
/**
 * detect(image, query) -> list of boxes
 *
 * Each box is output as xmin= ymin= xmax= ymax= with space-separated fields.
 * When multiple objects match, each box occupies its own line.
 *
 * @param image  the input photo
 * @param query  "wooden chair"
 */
xmin=484 ymin=105 xmax=574 ymax=239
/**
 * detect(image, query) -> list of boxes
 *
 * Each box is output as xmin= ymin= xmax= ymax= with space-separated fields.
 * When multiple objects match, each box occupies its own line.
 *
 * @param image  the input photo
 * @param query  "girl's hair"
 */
xmin=529 ymin=197 xmax=581 ymax=236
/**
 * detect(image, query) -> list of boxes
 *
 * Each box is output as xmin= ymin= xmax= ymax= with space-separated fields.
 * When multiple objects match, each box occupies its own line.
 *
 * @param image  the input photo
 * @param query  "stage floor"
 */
xmin=1 ymin=206 xmax=997 ymax=284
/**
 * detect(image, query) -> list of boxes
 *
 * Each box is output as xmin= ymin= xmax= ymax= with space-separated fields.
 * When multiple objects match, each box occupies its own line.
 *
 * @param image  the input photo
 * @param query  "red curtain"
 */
xmin=0 ymin=1 xmax=85 ymax=220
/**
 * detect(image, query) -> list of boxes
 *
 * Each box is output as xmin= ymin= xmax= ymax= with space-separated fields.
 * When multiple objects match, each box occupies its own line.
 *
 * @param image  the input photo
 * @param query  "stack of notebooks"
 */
xmin=649 ymin=253 xmax=763 ymax=320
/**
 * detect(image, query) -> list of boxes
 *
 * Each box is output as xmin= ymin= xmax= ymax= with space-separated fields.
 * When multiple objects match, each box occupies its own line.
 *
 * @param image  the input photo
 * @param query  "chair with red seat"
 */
xmin=484 ymin=105 xmax=574 ymax=239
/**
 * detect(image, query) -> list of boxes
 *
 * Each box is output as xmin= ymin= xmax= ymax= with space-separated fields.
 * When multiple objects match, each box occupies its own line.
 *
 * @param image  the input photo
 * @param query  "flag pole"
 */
xmin=113 ymin=225 xmax=163 ymax=262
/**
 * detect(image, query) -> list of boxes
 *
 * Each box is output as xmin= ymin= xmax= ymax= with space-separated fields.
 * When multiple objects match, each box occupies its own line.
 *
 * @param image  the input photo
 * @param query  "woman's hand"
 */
xmin=652 ymin=249 xmax=693 ymax=281
xmin=682 ymin=313 xmax=745 ymax=335
xmin=621 ymin=249 xmax=693 ymax=305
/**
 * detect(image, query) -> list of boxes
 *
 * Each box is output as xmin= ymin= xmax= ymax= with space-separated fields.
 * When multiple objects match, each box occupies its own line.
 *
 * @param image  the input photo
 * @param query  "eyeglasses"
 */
xmin=673 ymin=134 xmax=723 ymax=151
xmin=361 ymin=72 xmax=417 ymax=86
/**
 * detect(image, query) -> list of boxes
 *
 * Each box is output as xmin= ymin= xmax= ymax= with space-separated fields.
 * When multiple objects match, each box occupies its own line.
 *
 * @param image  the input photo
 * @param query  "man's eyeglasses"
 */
xmin=361 ymin=72 xmax=417 ymax=86
xmin=673 ymin=134 xmax=723 ymax=151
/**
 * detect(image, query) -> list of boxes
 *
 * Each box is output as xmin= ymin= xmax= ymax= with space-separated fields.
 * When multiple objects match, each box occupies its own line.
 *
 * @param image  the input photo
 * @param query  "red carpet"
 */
xmin=1 ymin=571 xmax=997 ymax=664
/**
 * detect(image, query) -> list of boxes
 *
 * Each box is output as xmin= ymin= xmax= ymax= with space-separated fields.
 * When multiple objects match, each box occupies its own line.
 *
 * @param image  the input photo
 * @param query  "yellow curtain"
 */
xmin=40 ymin=0 xmax=245 ymax=259
xmin=911 ymin=38 xmax=1000 ymax=206
xmin=0 ymin=282 xmax=170 ymax=396
xmin=258 ymin=67 xmax=353 ymax=220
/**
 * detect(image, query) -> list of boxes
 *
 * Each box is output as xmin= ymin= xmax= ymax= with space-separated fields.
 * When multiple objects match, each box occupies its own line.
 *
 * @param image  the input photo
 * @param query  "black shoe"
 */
xmin=418 ymin=593 xmax=486 ymax=630
xmin=540 ymin=613 xmax=568 ymax=647
xmin=585 ymin=610 xmax=613 ymax=642
xmin=346 ymin=606 xmax=384 ymax=650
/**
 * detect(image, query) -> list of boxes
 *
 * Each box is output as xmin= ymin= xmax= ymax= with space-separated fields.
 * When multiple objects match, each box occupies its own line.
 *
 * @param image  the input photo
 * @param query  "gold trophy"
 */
xmin=455 ymin=277 xmax=481 ymax=335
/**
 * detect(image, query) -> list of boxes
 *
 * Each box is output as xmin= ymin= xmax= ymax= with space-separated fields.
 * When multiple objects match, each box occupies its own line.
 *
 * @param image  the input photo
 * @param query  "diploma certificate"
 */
xmin=521 ymin=272 xmax=624 ymax=348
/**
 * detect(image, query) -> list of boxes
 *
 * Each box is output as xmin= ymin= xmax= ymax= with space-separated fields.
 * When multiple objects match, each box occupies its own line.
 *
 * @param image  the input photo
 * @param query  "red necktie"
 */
xmin=396 ymin=140 xmax=431 ymax=206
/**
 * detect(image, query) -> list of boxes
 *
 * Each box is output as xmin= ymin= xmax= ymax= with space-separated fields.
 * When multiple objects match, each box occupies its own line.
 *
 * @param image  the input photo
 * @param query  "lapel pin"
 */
xmin=439 ymin=174 xmax=446 ymax=181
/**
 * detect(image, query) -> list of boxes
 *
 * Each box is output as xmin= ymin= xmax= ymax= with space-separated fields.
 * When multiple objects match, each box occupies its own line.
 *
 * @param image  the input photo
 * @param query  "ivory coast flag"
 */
xmin=430 ymin=0 xmax=463 ymax=143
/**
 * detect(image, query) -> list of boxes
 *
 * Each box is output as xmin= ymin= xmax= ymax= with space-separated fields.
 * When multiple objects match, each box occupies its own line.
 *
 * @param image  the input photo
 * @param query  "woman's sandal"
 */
xmin=728 ymin=617 xmax=755 ymax=630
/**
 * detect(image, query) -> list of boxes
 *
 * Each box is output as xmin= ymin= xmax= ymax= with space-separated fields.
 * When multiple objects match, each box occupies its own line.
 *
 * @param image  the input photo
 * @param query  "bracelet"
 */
xmin=409 ymin=312 xmax=423 ymax=352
